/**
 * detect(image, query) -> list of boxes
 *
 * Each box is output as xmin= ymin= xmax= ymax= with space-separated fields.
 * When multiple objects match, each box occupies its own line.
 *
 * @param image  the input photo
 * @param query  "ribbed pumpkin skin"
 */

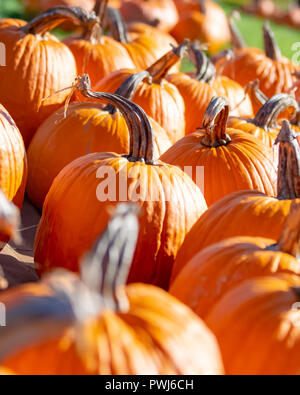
xmin=206 ymin=275 xmax=300 ymax=375
xmin=27 ymin=102 xmax=171 ymax=210
xmin=64 ymin=36 xmax=135 ymax=88
xmin=94 ymin=70 xmax=185 ymax=144
xmin=216 ymin=49 xmax=299 ymax=99
xmin=167 ymin=73 xmax=253 ymax=135
xmin=161 ymin=130 xmax=277 ymax=207
xmin=0 ymin=104 xmax=27 ymax=210
xmin=170 ymin=236 xmax=300 ymax=318
xmin=1 ymin=284 xmax=223 ymax=375
xmin=173 ymin=191 xmax=294 ymax=280
xmin=0 ymin=22 xmax=77 ymax=147
xmin=34 ymin=154 xmax=206 ymax=289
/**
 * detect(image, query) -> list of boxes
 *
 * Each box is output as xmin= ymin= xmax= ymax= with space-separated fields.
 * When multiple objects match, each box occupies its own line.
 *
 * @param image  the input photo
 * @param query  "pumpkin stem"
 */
xmin=104 ymin=71 xmax=151 ymax=114
xmin=254 ymin=94 xmax=298 ymax=131
xmin=76 ymin=74 xmax=157 ymax=164
xmin=146 ymin=40 xmax=189 ymax=84
xmin=81 ymin=204 xmax=139 ymax=312
xmin=263 ymin=22 xmax=282 ymax=61
xmin=201 ymin=96 xmax=231 ymax=148
xmin=245 ymin=80 xmax=268 ymax=109
xmin=188 ymin=43 xmax=216 ymax=83
xmin=228 ymin=11 xmax=246 ymax=50
xmin=277 ymin=199 xmax=300 ymax=258
xmin=198 ymin=0 xmax=207 ymax=13
xmin=20 ymin=6 xmax=98 ymax=36
xmin=106 ymin=6 xmax=131 ymax=43
xmin=275 ymin=120 xmax=300 ymax=200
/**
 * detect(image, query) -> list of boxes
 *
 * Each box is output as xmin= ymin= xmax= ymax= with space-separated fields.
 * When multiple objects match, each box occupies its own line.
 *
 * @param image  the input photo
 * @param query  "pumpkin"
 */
xmin=63 ymin=1 xmax=135 ymax=88
xmin=167 ymin=44 xmax=254 ymax=135
xmin=228 ymin=93 xmax=298 ymax=148
xmin=118 ymin=0 xmax=179 ymax=33
xmin=0 ymin=7 xmax=87 ymax=147
xmin=106 ymin=6 xmax=179 ymax=71
xmin=0 ymin=204 xmax=222 ymax=375
xmin=27 ymin=72 xmax=171 ymax=210
xmin=0 ymin=190 xmax=20 ymax=258
xmin=170 ymin=200 xmax=300 ymax=318
xmin=34 ymin=76 xmax=207 ymax=290
xmin=206 ymin=274 xmax=300 ymax=375
xmin=22 ymin=0 xmax=94 ymax=15
xmin=171 ymin=0 xmax=231 ymax=54
xmin=172 ymin=120 xmax=300 ymax=279
xmin=161 ymin=96 xmax=277 ymax=207
xmin=93 ymin=42 xmax=187 ymax=144
xmin=216 ymin=23 xmax=300 ymax=99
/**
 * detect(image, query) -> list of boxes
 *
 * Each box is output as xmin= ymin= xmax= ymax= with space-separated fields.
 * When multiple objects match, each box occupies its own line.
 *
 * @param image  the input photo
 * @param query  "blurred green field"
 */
xmin=0 ymin=0 xmax=299 ymax=59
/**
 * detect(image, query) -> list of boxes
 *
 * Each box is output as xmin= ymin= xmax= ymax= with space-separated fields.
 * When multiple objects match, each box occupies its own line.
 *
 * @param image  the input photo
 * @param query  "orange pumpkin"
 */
xmin=216 ymin=23 xmax=299 ymax=99
xmin=206 ymin=274 xmax=300 ymax=375
xmin=167 ymin=45 xmax=254 ymax=135
xmin=34 ymin=77 xmax=207 ymax=290
xmin=106 ymin=6 xmax=179 ymax=71
xmin=172 ymin=121 xmax=300 ymax=279
xmin=0 ymin=7 xmax=85 ymax=146
xmin=27 ymin=72 xmax=171 ymax=210
xmin=171 ymin=0 xmax=231 ymax=54
xmin=0 ymin=204 xmax=223 ymax=375
xmin=228 ymin=93 xmax=298 ymax=148
xmin=161 ymin=96 xmax=277 ymax=207
xmin=118 ymin=0 xmax=179 ymax=33
xmin=170 ymin=201 xmax=300 ymax=318
xmin=92 ymin=42 xmax=187 ymax=144
xmin=63 ymin=1 xmax=134 ymax=88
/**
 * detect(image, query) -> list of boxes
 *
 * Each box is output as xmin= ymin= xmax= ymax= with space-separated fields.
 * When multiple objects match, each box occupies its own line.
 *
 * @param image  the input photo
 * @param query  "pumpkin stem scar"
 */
xmin=263 ymin=22 xmax=282 ymax=61
xmin=188 ymin=43 xmax=216 ymax=83
xmin=277 ymin=200 xmax=300 ymax=258
xmin=74 ymin=74 xmax=157 ymax=165
xmin=146 ymin=40 xmax=189 ymax=84
xmin=275 ymin=121 xmax=300 ymax=200
xmin=20 ymin=6 xmax=99 ymax=37
xmin=254 ymin=94 xmax=298 ymax=131
xmin=200 ymin=96 xmax=231 ymax=148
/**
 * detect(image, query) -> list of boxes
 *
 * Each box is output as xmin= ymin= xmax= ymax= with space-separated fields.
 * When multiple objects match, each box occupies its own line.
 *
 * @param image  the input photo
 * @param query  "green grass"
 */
xmin=0 ymin=0 xmax=298 ymax=59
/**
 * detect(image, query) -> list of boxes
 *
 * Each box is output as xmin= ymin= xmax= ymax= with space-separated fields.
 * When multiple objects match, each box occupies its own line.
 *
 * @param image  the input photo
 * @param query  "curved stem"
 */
xmin=254 ymin=94 xmax=298 ymax=131
xmin=198 ymin=0 xmax=206 ymax=13
xmin=76 ymin=75 xmax=156 ymax=164
xmin=228 ymin=11 xmax=246 ymax=50
xmin=263 ymin=22 xmax=282 ymax=61
xmin=146 ymin=40 xmax=189 ymax=84
xmin=245 ymin=80 xmax=268 ymax=109
xmin=201 ymin=96 xmax=231 ymax=148
xmin=106 ymin=6 xmax=130 ymax=44
xmin=81 ymin=204 xmax=139 ymax=312
xmin=275 ymin=120 xmax=300 ymax=200
xmin=277 ymin=199 xmax=300 ymax=258
xmin=104 ymin=71 xmax=151 ymax=114
xmin=188 ymin=43 xmax=216 ymax=83
xmin=20 ymin=6 xmax=98 ymax=36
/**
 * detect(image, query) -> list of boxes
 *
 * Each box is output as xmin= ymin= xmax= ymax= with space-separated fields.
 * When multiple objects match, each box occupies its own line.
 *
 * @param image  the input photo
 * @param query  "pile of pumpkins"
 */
xmin=0 ymin=0 xmax=299 ymax=375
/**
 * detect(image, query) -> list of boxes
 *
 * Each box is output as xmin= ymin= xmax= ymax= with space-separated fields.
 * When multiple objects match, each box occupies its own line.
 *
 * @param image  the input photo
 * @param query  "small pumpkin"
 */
xmin=172 ymin=121 xmax=300 ymax=278
xmin=206 ymin=274 xmax=300 ymax=375
xmin=0 ymin=7 xmax=86 ymax=146
xmin=228 ymin=93 xmax=298 ymax=148
xmin=161 ymin=96 xmax=277 ymax=207
xmin=0 ymin=190 xmax=20 ymax=256
xmin=118 ymin=0 xmax=179 ymax=33
xmin=216 ymin=23 xmax=299 ymax=99
xmin=170 ymin=200 xmax=300 ymax=318
xmin=106 ymin=6 xmax=179 ymax=71
xmin=167 ymin=44 xmax=254 ymax=135
xmin=171 ymin=0 xmax=231 ymax=54
xmin=93 ymin=42 xmax=188 ymax=144
xmin=63 ymin=0 xmax=135 ymax=88
xmin=34 ymin=77 xmax=207 ymax=290
xmin=27 ymin=72 xmax=171 ymax=210
xmin=0 ymin=204 xmax=223 ymax=375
